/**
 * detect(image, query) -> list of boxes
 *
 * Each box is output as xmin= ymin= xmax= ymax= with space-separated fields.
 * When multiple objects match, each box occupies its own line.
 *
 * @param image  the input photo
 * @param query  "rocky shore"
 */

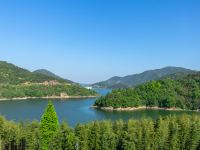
xmin=0 ymin=95 xmax=97 ymax=101
xmin=91 ymin=106 xmax=190 ymax=111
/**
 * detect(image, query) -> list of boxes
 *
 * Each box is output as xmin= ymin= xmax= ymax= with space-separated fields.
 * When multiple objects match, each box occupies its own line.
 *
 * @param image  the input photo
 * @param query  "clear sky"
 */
xmin=0 ymin=0 xmax=200 ymax=83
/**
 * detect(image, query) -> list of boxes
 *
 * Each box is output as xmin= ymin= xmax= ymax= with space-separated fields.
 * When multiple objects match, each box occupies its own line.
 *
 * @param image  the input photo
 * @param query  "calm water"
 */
xmin=0 ymin=88 xmax=199 ymax=127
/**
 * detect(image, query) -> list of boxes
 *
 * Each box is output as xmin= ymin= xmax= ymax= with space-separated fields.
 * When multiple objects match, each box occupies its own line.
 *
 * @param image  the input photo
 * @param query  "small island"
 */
xmin=0 ymin=61 xmax=97 ymax=100
xmin=94 ymin=73 xmax=200 ymax=111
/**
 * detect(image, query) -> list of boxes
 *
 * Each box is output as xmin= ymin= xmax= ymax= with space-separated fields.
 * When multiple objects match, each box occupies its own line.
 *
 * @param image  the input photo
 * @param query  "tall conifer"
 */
xmin=40 ymin=101 xmax=59 ymax=150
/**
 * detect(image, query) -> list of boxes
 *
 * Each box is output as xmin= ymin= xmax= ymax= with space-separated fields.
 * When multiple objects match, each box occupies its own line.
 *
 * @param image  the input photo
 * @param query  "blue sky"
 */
xmin=0 ymin=0 xmax=200 ymax=83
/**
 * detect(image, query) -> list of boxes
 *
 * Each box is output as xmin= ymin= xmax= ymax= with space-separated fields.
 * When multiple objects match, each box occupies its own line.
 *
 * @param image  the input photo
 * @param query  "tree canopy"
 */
xmin=1 ymin=114 xmax=200 ymax=150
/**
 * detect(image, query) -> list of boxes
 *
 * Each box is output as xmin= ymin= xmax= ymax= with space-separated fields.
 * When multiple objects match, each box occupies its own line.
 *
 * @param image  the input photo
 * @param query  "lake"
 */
xmin=0 ymin=88 xmax=199 ymax=127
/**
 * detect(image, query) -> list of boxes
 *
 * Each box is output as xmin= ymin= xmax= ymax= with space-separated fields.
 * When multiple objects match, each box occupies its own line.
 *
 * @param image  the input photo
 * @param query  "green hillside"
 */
xmin=0 ymin=61 xmax=67 ymax=84
xmin=95 ymin=73 xmax=200 ymax=110
xmin=33 ymin=69 xmax=73 ymax=83
xmin=0 ymin=61 xmax=97 ymax=98
xmin=92 ymin=67 xmax=196 ymax=89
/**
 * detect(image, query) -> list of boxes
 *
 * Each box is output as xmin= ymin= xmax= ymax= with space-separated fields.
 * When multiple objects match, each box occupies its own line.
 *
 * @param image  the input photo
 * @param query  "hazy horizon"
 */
xmin=1 ymin=0 xmax=200 ymax=83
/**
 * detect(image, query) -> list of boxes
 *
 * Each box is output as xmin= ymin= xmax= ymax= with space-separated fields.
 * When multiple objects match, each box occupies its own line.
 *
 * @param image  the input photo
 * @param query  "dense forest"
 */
xmin=0 ymin=61 xmax=97 ymax=98
xmin=0 ymin=84 xmax=97 ymax=98
xmin=95 ymin=73 xmax=200 ymax=110
xmin=0 ymin=102 xmax=200 ymax=150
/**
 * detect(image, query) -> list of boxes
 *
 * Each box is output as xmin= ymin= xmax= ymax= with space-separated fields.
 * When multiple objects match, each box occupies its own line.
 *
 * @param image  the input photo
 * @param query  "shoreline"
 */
xmin=91 ymin=106 xmax=200 ymax=112
xmin=0 ymin=95 xmax=97 ymax=101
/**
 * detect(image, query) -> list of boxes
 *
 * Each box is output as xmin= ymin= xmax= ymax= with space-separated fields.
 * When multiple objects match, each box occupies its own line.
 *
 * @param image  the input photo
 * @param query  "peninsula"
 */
xmin=94 ymin=73 xmax=200 ymax=111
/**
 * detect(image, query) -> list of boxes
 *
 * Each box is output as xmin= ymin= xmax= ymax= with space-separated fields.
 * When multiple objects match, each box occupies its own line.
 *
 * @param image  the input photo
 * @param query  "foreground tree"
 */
xmin=39 ymin=101 xmax=59 ymax=150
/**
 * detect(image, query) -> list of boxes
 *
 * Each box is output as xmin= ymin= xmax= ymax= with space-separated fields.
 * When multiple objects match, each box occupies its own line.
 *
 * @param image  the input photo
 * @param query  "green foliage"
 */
xmin=1 ymin=115 xmax=200 ymax=150
xmin=95 ymin=73 xmax=200 ymax=110
xmin=75 ymin=124 xmax=90 ymax=150
xmin=99 ymin=121 xmax=117 ymax=150
xmin=0 ymin=84 xmax=97 ymax=99
xmin=40 ymin=101 xmax=59 ymax=150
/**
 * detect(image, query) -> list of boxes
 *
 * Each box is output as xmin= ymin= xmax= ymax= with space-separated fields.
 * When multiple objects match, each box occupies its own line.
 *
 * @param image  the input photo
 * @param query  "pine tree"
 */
xmin=39 ymin=101 xmax=59 ymax=150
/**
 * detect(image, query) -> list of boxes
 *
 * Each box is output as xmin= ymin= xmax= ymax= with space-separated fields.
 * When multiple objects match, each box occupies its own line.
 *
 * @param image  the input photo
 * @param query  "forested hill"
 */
xmin=92 ymin=67 xmax=196 ymax=89
xmin=95 ymin=73 xmax=200 ymax=110
xmin=33 ymin=69 xmax=73 ymax=83
xmin=0 ymin=61 xmax=68 ymax=84
xmin=0 ymin=61 xmax=97 ymax=98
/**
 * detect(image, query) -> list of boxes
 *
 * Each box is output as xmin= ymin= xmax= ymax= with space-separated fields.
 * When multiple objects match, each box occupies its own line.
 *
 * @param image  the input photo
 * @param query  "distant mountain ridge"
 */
xmin=92 ymin=67 xmax=197 ymax=89
xmin=33 ymin=69 xmax=73 ymax=83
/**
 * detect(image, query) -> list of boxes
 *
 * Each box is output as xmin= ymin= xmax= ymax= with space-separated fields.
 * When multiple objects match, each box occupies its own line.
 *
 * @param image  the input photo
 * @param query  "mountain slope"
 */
xmin=33 ymin=69 xmax=73 ymax=83
xmin=33 ymin=69 xmax=62 ymax=79
xmin=92 ymin=67 xmax=196 ymax=89
xmin=0 ymin=61 xmax=97 ymax=98
xmin=0 ymin=61 xmax=66 ymax=84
